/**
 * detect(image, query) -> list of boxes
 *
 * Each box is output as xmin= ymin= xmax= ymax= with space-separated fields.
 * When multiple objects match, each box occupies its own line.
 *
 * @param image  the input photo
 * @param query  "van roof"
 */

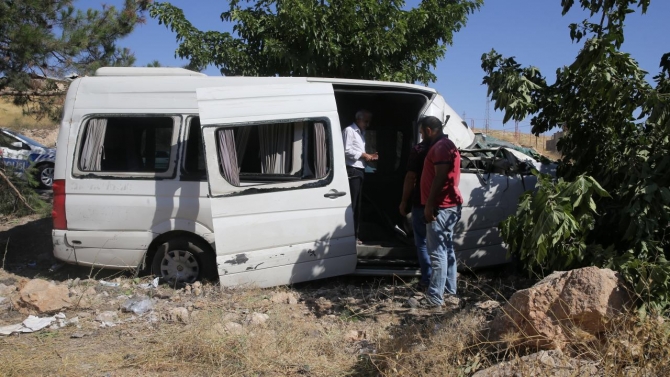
xmin=90 ymin=67 xmax=437 ymax=94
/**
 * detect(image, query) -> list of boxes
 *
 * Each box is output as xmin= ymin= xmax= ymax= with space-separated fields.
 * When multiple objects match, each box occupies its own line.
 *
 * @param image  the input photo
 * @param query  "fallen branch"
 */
xmin=0 ymin=168 xmax=35 ymax=212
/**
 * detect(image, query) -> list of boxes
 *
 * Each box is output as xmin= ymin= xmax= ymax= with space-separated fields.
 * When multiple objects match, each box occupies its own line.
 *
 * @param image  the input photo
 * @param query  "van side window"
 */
xmin=77 ymin=117 xmax=176 ymax=174
xmin=182 ymin=117 xmax=206 ymax=180
xmin=215 ymin=120 xmax=330 ymax=187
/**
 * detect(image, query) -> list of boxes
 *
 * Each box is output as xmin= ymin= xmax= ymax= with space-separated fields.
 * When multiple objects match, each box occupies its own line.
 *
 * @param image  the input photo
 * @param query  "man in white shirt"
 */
xmin=342 ymin=109 xmax=378 ymax=242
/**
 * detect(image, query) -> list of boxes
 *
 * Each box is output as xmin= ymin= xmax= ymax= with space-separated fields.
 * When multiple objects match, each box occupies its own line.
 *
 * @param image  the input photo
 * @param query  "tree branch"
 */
xmin=0 ymin=169 xmax=35 ymax=212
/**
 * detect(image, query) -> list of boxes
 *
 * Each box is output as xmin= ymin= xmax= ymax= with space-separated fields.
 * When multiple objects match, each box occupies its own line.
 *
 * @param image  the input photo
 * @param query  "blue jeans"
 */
xmin=412 ymin=206 xmax=431 ymax=286
xmin=426 ymin=205 xmax=462 ymax=305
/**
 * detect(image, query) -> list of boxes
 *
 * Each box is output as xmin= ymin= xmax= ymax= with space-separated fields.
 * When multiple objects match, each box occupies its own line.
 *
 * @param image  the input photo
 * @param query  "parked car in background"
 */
xmin=0 ymin=128 xmax=56 ymax=189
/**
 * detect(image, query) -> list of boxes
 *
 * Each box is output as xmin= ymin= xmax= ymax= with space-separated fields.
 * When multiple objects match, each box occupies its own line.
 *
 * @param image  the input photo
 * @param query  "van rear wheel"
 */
xmin=151 ymin=238 xmax=216 ymax=284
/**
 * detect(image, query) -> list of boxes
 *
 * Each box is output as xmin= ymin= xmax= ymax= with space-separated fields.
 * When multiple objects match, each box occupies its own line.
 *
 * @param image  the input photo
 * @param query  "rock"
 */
xmin=192 ymin=281 xmax=202 ymax=289
xmin=70 ymin=332 xmax=91 ymax=339
xmin=70 ymin=278 xmax=81 ymax=287
xmin=95 ymin=311 xmax=119 ymax=327
xmin=405 ymin=297 xmax=420 ymax=309
xmin=245 ymin=312 xmax=269 ymax=326
xmin=211 ymin=322 xmax=245 ymax=336
xmin=472 ymin=350 xmax=600 ymax=377
xmin=475 ymin=300 xmax=501 ymax=311
xmin=84 ymin=286 xmax=97 ymax=296
xmin=345 ymin=330 xmax=366 ymax=342
xmin=270 ymin=292 xmax=299 ymax=305
xmin=222 ymin=322 xmax=245 ymax=335
xmin=154 ymin=289 xmax=173 ymax=300
xmin=164 ymin=307 xmax=189 ymax=323
xmin=490 ymin=267 xmax=631 ymax=351
xmin=11 ymin=279 xmax=72 ymax=314
xmin=193 ymin=287 xmax=202 ymax=296
xmin=314 ymin=297 xmax=333 ymax=313
xmin=0 ymin=283 xmax=16 ymax=296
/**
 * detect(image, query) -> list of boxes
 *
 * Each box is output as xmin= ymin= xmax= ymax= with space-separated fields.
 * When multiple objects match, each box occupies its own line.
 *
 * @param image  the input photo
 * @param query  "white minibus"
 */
xmin=52 ymin=67 xmax=551 ymax=287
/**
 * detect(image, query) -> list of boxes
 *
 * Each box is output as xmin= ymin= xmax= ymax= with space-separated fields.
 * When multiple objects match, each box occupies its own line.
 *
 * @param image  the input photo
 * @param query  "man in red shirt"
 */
xmin=419 ymin=116 xmax=463 ymax=308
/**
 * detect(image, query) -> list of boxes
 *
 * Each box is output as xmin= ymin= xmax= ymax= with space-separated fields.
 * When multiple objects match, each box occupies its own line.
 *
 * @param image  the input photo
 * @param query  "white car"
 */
xmin=0 ymin=128 xmax=56 ymax=189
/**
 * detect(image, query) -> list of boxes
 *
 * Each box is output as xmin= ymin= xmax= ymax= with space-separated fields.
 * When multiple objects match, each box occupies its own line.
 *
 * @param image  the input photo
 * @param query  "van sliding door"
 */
xmin=196 ymin=83 xmax=357 ymax=288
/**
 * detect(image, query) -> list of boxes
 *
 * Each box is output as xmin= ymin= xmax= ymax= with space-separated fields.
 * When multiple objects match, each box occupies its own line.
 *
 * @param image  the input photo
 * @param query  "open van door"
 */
xmin=196 ymin=83 xmax=357 ymax=288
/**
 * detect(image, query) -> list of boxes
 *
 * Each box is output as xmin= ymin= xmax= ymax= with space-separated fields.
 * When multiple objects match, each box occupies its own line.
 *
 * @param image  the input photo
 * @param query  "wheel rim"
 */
xmin=41 ymin=167 xmax=54 ymax=187
xmin=159 ymin=249 xmax=200 ymax=283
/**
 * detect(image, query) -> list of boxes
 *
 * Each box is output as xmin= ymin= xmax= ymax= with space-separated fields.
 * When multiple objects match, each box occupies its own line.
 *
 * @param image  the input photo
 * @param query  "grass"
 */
xmin=1 ymin=272 xmax=668 ymax=376
xmin=0 ymin=98 xmax=57 ymax=131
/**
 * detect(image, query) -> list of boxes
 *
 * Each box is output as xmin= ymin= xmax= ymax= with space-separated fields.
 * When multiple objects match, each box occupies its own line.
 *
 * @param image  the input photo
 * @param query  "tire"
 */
xmin=151 ymin=237 xmax=217 ymax=284
xmin=36 ymin=163 xmax=54 ymax=189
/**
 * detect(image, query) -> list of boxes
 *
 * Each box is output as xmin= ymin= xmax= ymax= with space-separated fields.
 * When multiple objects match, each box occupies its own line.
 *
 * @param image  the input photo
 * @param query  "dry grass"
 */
xmin=1 ymin=272 xmax=669 ymax=376
xmin=0 ymin=98 xmax=57 ymax=131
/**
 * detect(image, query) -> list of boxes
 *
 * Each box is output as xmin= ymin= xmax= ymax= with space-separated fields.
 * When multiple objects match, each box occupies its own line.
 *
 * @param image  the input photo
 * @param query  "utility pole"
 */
xmin=514 ymin=120 xmax=520 ymax=143
xmin=485 ymin=96 xmax=491 ymax=135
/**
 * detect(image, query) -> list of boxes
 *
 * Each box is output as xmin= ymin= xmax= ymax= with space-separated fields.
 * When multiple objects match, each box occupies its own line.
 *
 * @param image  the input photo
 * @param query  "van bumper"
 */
xmin=52 ymin=230 xmax=77 ymax=264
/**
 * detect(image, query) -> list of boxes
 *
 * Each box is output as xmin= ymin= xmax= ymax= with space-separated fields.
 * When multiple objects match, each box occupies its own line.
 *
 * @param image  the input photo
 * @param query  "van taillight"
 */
xmin=52 ymin=179 xmax=67 ymax=230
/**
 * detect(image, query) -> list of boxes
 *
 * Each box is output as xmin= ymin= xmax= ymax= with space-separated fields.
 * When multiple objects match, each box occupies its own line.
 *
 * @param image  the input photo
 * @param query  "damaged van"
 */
xmin=52 ymin=67 xmax=551 ymax=288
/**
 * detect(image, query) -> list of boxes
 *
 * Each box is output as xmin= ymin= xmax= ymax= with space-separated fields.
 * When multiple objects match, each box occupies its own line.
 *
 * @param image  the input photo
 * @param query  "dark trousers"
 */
xmin=347 ymin=166 xmax=365 ymax=238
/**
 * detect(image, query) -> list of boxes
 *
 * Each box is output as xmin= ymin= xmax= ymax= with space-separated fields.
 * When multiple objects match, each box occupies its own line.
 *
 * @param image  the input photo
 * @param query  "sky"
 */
xmin=102 ymin=0 xmax=669 ymax=135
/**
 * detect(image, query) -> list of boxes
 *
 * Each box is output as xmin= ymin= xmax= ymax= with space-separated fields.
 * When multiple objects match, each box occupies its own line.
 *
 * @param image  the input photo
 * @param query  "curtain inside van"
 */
xmin=314 ymin=122 xmax=328 ymax=179
xmin=235 ymin=127 xmax=251 ymax=170
xmin=217 ymin=129 xmax=240 ymax=186
xmin=259 ymin=123 xmax=292 ymax=174
xmin=80 ymin=118 xmax=107 ymax=171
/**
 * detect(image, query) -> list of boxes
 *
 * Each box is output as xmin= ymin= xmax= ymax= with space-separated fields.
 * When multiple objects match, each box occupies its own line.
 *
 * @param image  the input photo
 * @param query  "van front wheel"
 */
xmin=151 ymin=238 xmax=216 ymax=284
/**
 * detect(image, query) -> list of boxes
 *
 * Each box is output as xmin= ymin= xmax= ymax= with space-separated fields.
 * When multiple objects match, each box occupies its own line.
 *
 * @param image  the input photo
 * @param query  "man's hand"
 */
xmin=362 ymin=152 xmax=379 ymax=162
xmin=424 ymin=205 xmax=436 ymax=223
xmin=399 ymin=200 xmax=408 ymax=217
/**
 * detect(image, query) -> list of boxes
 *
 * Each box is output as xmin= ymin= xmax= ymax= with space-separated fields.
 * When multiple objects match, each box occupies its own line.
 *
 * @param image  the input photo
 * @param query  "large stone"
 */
xmin=11 ymin=279 xmax=71 ymax=314
xmin=490 ymin=267 xmax=631 ymax=350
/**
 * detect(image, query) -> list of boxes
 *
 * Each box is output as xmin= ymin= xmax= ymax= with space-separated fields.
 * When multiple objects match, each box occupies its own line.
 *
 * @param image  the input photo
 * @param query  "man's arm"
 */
xmin=424 ymin=164 xmax=450 ymax=222
xmin=399 ymin=171 xmax=416 ymax=216
xmin=342 ymin=128 xmax=362 ymax=161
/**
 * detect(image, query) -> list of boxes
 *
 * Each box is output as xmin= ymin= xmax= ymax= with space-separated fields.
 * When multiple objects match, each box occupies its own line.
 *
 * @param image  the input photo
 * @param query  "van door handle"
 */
xmin=324 ymin=189 xmax=347 ymax=199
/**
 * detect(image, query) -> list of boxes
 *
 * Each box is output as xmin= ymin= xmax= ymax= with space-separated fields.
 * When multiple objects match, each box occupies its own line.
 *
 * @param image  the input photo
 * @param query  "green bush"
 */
xmin=500 ymin=173 xmax=609 ymax=274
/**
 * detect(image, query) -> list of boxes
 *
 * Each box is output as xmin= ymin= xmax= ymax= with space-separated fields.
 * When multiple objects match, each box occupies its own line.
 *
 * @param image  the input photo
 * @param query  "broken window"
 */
xmin=77 ymin=116 xmax=178 ymax=176
xmin=182 ymin=117 xmax=207 ymax=180
xmin=215 ymin=120 xmax=331 ymax=187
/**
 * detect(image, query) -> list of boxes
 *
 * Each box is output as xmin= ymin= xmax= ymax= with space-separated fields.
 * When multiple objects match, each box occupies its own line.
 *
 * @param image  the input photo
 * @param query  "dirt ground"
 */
xmin=0 ymin=202 xmax=537 ymax=376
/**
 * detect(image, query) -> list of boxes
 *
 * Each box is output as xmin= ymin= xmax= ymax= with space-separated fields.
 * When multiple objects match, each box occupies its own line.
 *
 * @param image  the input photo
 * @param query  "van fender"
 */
xmin=150 ymin=219 xmax=215 ymax=245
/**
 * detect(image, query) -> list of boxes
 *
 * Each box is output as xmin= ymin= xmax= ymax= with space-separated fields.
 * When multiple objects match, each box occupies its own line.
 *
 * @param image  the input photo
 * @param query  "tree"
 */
xmin=483 ymin=1 xmax=670 ymax=309
xmin=146 ymin=60 xmax=163 ymax=67
xmin=0 ymin=0 xmax=151 ymax=120
xmin=150 ymin=0 xmax=482 ymax=84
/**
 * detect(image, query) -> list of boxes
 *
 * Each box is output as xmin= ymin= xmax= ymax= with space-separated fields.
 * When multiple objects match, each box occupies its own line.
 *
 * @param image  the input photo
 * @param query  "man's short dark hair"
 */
xmin=419 ymin=116 xmax=443 ymax=132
